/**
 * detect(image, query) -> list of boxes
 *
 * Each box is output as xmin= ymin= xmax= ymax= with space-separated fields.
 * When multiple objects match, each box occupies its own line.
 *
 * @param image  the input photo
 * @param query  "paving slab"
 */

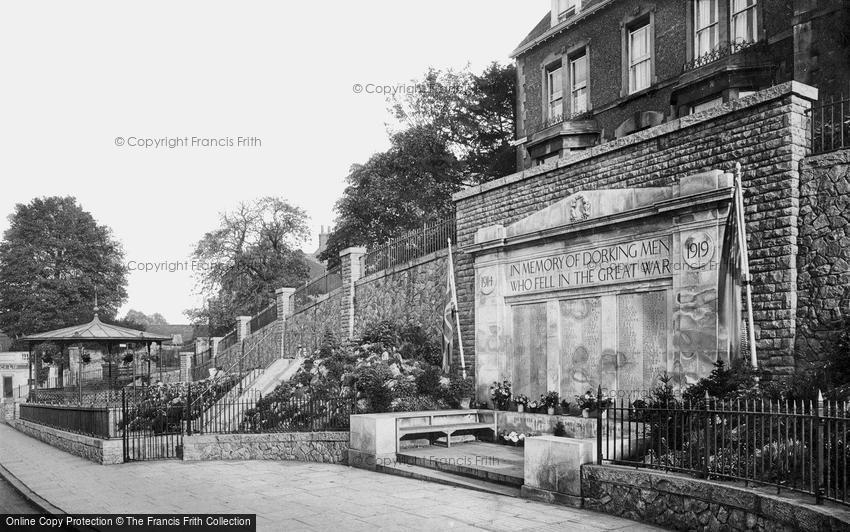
xmin=0 ymin=423 xmax=663 ymax=531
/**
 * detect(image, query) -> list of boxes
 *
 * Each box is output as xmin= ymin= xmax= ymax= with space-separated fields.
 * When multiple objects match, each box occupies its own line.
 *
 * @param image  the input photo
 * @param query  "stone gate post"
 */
xmin=339 ymin=247 xmax=366 ymax=339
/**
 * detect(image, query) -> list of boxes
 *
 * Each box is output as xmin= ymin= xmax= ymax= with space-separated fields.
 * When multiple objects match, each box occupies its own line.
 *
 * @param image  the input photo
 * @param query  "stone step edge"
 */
xmin=376 ymin=462 xmax=521 ymax=498
xmin=395 ymin=452 xmax=524 ymax=487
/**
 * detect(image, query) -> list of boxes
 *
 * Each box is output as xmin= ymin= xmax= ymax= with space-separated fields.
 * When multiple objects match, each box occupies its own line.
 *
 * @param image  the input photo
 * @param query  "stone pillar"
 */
xmin=275 ymin=287 xmax=296 ymax=319
xmin=180 ymin=352 xmax=193 ymax=382
xmin=339 ymin=247 xmax=366 ymax=339
xmin=236 ymin=316 xmax=251 ymax=343
xmin=276 ymin=287 xmax=297 ymax=358
xmin=210 ymin=337 xmax=223 ymax=357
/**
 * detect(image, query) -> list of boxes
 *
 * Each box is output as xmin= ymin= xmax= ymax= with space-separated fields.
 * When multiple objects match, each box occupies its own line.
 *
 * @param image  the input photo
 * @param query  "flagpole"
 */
xmin=735 ymin=163 xmax=758 ymax=369
xmin=447 ymin=238 xmax=466 ymax=380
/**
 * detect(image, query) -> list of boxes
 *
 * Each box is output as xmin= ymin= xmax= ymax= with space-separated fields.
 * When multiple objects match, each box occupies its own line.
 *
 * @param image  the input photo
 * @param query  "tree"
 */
xmin=320 ymin=63 xmax=516 ymax=265
xmin=187 ymin=197 xmax=311 ymax=332
xmin=0 ymin=196 xmax=128 ymax=338
xmin=390 ymin=62 xmax=516 ymax=183
xmin=122 ymin=309 xmax=168 ymax=329
xmin=321 ymin=125 xmax=463 ymax=266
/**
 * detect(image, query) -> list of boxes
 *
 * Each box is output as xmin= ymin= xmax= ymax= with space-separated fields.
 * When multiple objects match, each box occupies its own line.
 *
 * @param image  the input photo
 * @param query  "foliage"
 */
xmin=244 ymin=319 xmax=465 ymax=431
xmin=122 ymin=310 xmax=169 ymax=329
xmin=576 ymin=389 xmax=612 ymax=411
xmin=390 ymin=63 xmax=517 ymax=183
xmin=682 ymin=360 xmax=759 ymax=404
xmin=0 ymin=196 xmax=128 ymax=338
xmin=553 ymin=421 xmax=567 ymax=437
xmin=187 ymin=197 xmax=311 ymax=333
xmin=121 ymin=374 xmax=242 ymax=432
xmin=560 ymin=399 xmax=572 ymax=413
xmin=360 ymin=319 xmax=442 ymax=367
xmin=489 ymin=379 xmax=512 ymax=410
xmin=512 ymin=394 xmax=529 ymax=407
xmin=541 ymin=391 xmax=560 ymax=409
xmin=498 ymin=430 xmax=538 ymax=447
xmin=319 ymin=63 xmax=516 ymax=267
xmin=319 ymin=126 xmax=463 ymax=267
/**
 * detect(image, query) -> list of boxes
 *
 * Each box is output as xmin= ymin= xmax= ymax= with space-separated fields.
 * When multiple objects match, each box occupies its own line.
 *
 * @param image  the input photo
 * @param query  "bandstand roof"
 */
xmin=22 ymin=313 xmax=171 ymax=344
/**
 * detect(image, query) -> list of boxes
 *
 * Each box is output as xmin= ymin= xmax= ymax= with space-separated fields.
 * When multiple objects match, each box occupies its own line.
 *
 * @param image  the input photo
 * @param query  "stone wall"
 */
xmin=9 ymin=419 xmax=123 ymax=465
xmin=281 ymin=250 xmax=451 ymax=360
xmin=454 ymin=82 xmax=817 ymax=377
xmin=496 ymin=411 xmax=596 ymax=439
xmin=0 ymin=400 xmax=17 ymax=423
xmin=282 ymin=289 xmax=343 ymax=356
xmin=182 ymin=432 xmax=348 ymax=463
xmin=796 ymin=149 xmax=850 ymax=362
xmin=582 ymin=465 xmax=850 ymax=531
xmin=353 ymin=249 xmax=450 ymax=340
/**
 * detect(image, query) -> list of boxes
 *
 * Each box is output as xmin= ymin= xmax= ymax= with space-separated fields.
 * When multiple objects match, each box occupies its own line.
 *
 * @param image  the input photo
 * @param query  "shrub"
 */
xmin=682 ymin=360 xmax=758 ymax=403
xmin=489 ymin=379 xmax=512 ymax=410
xmin=553 ymin=421 xmax=567 ymax=437
xmin=416 ymin=365 xmax=442 ymax=396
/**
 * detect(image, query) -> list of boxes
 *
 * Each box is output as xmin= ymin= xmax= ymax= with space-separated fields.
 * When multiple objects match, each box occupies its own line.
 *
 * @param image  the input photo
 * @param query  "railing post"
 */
xmin=596 ymin=384 xmax=603 ymax=465
xmin=186 ymin=384 xmax=192 ymax=436
xmin=704 ymin=391 xmax=711 ymax=479
xmin=816 ymin=390 xmax=825 ymax=505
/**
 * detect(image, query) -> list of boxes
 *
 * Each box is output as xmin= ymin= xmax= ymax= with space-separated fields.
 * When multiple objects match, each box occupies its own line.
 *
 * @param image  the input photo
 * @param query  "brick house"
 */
xmin=512 ymin=0 xmax=849 ymax=169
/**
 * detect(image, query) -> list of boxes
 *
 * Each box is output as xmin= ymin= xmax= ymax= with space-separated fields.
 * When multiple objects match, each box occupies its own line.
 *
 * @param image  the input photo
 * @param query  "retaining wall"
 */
xmin=795 ymin=148 xmax=850 ymax=362
xmin=9 ymin=419 xmax=122 ymax=465
xmin=582 ymin=464 xmax=850 ymax=531
xmin=182 ymin=432 xmax=348 ymax=463
xmin=353 ymin=249 xmax=450 ymax=340
xmin=283 ymin=289 xmax=344 ymax=356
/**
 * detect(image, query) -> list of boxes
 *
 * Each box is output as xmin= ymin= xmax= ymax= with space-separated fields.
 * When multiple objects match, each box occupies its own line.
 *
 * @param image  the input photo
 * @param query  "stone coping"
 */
xmin=582 ymin=464 xmax=850 ymax=530
xmin=185 ymin=431 xmax=348 ymax=442
xmin=351 ymin=409 xmax=490 ymax=420
xmin=453 ymin=81 xmax=818 ymax=202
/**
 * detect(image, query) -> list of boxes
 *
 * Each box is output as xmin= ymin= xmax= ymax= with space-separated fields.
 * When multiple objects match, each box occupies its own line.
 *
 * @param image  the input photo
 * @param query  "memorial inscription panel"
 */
xmin=506 ymin=236 xmax=672 ymax=296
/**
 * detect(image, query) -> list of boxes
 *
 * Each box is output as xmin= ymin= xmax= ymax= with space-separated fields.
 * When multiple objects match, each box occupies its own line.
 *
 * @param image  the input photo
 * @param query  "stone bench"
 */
xmin=395 ymin=411 xmax=497 ymax=452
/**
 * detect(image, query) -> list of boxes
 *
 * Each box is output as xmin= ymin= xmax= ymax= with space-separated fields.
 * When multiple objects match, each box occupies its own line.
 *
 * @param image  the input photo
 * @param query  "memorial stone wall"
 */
xmin=453 ymin=82 xmax=818 ymax=383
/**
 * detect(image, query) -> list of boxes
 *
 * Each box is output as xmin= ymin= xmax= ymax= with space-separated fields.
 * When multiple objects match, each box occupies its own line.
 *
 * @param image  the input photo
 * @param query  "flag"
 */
xmin=441 ymin=267 xmax=454 ymax=373
xmin=717 ymin=164 xmax=756 ymax=367
xmin=717 ymin=186 xmax=742 ymax=358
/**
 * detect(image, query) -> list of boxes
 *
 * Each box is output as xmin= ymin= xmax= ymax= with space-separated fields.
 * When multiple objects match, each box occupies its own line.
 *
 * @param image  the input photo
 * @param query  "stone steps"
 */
xmin=376 ymin=461 xmax=522 ymax=498
xmin=396 ymin=451 xmax=524 ymax=487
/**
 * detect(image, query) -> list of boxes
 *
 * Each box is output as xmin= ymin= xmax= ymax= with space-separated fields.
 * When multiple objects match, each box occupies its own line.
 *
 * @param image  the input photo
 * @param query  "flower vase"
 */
xmin=517 ymin=404 xmax=524 ymax=413
xmin=461 ymin=398 xmax=471 ymax=409
xmin=547 ymin=407 xmax=555 ymax=415
xmin=582 ymin=408 xmax=590 ymax=418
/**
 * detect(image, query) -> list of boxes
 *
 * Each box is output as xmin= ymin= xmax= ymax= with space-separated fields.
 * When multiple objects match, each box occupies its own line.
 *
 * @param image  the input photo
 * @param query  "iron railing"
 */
xmin=19 ymin=403 xmax=120 ymax=438
xmin=361 ymin=216 xmax=456 ymax=277
xmin=810 ymin=88 xmax=850 ymax=155
xmin=682 ymin=39 xmax=765 ymax=72
xmin=218 ymin=329 xmax=238 ymax=352
xmin=249 ymin=303 xmax=278 ymax=334
xmin=290 ymin=267 xmax=342 ymax=312
xmin=597 ymin=388 xmax=850 ymax=507
xmin=187 ymin=390 xmax=353 ymax=435
xmin=29 ymin=387 xmax=123 ymax=406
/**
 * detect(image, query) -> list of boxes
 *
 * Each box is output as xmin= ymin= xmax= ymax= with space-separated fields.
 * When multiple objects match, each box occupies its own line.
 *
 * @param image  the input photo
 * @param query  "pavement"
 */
xmin=0 ymin=423 xmax=663 ymax=531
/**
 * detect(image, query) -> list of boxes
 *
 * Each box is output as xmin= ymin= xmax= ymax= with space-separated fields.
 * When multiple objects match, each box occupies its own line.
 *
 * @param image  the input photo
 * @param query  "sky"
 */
xmin=0 ymin=0 xmax=550 ymax=324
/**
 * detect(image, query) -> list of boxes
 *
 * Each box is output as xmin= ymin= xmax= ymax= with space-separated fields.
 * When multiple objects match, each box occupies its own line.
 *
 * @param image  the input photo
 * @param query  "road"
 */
xmin=0 ymin=473 xmax=41 ymax=514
